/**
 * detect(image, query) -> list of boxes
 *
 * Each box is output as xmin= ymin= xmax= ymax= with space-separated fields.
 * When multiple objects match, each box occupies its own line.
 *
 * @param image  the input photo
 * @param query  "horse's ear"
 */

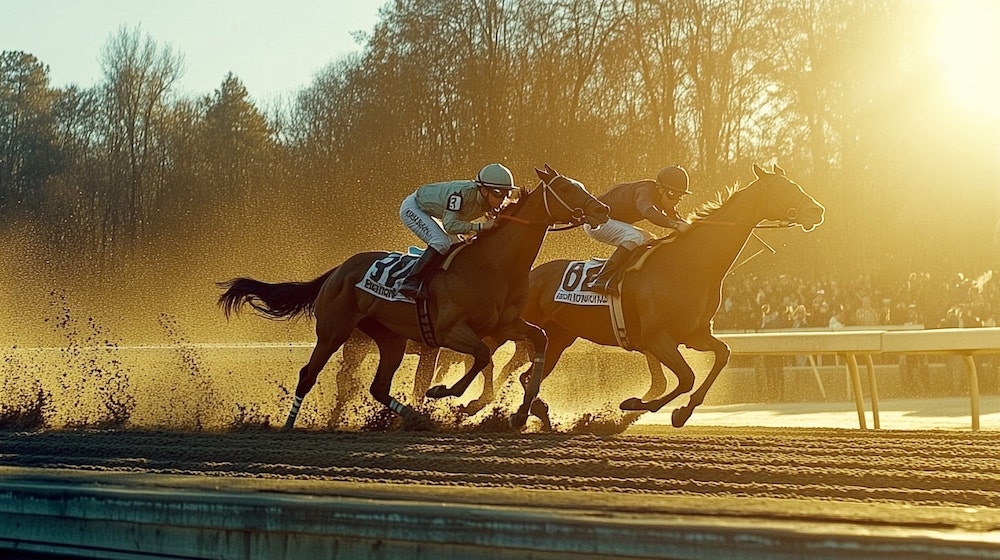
xmin=752 ymin=163 xmax=766 ymax=178
xmin=773 ymin=163 xmax=786 ymax=176
xmin=544 ymin=163 xmax=556 ymax=175
xmin=535 ymin=167 xmax=550 ymax=181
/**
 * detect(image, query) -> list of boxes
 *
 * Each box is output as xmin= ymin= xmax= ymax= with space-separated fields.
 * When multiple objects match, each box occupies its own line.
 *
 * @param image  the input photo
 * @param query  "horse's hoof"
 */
xmin=402 ymin=413 xmax=435 ymax=432
xmin=671 ymin=406 xmax=692 ymax=428
xmin=529 ymin=399 xmax=552 ymax=431
xmin=509 ymin=411 xmax=529 ymax=430
xmin=460 ymin=399 xmax=487 ymax=416
xmin=426 ymin=385 xmax=448 ymax=399
xmin=619 ymin=397 xmax=645 ymax=411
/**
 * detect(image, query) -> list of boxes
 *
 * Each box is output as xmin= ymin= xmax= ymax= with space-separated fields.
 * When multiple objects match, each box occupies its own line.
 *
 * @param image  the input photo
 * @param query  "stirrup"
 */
xmin=588 ymin=278 xmax=618 ymax=296
xmin=398 ymin=279 xmax=424 ymax=300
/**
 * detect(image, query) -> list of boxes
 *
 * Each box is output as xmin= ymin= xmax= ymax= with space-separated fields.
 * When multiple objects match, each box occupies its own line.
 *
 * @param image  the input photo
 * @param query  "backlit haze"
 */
xmin=0 ymin=1 xmax=998 ymax=431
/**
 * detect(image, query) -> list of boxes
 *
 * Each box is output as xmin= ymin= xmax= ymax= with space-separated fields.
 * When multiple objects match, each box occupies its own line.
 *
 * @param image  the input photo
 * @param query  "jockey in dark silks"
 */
xmin=585 ymin=165 xmax=692 ymax=296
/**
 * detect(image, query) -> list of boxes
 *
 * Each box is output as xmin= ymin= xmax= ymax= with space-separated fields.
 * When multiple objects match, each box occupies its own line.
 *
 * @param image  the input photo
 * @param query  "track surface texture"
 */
xmin=3 ymin=426 xmax=1000 ymax=534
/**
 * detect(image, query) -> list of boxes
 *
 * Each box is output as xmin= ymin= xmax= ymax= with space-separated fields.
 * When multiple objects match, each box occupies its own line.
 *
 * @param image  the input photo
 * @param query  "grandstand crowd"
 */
xmin=714 ymin=270 xmax=999 ymax=331
xmin=712 ymin=270 xmax=1000 ymax=401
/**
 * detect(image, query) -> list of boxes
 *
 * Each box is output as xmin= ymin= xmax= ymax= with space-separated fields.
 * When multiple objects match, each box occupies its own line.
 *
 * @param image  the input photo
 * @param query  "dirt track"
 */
xmin=4 ymin=426 xmax=1000 ymax=532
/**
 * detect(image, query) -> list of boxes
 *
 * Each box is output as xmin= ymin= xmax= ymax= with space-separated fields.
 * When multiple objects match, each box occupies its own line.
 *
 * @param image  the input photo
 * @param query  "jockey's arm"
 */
xmin=441 ymin=210 xmax=486 ymax=234
xmin=636 ymin=194 xmax=688 ymax=230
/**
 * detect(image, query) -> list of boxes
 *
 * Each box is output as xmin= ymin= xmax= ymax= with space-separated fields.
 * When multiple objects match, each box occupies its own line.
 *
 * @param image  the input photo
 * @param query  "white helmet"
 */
xmin=476 ymin=163 xmax=516 ymax=191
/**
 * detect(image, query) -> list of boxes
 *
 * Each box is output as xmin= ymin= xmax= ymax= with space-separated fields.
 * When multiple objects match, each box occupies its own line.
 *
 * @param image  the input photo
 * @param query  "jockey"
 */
xmin=398 ymin=163 xmax=518 ymax=299
xmin=584 ymin=165 xmax=693 ymax=296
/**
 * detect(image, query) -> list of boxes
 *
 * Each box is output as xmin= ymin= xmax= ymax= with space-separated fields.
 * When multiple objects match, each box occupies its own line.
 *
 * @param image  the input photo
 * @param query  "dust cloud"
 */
xmin=0 ymin=200 xmax=626 ymax=431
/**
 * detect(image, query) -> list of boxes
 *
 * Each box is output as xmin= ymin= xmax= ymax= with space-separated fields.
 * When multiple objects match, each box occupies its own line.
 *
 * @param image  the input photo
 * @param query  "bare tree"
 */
xmin=97 ymin=25 xmax=184 ymax=245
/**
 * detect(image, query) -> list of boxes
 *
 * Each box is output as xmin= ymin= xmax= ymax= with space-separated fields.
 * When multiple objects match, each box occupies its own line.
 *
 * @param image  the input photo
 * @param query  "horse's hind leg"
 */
xmin=332 ymin=332 xmax=371 ymax=426
xmin=285 ymin=334 xmax=346 ymax=430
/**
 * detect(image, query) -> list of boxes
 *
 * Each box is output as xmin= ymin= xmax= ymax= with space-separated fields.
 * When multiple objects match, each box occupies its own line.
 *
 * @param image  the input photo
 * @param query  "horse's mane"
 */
xmin=687 ymin=182 xmax=745 ymax=222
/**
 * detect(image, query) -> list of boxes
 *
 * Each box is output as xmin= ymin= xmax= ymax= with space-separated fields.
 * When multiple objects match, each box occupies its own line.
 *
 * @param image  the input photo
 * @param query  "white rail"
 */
xmin=718 ymin=328 xmax=1000 ymax=430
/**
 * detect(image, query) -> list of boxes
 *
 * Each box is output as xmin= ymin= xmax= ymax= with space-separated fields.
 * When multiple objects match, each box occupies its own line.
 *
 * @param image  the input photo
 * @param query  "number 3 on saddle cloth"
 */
xmin=554 ymin=247 xmax=658 ymax=350
xmin=354 ymin=246 xmax=463 ymax=347
xmin=355 ymin=247 xmax=425 ymax=304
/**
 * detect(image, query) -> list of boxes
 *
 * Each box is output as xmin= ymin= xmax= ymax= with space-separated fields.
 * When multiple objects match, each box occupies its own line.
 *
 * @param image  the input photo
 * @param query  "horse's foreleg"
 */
xmin=461 ymin=353 xmax=493 ymax=415
xmin=500 ymin=341 xmax=532 ymax=389
xmin=671 ymin=337 xmax=731 ymax=428
xmin=410 ymin=345 xmax=439 ymax=403
xmin=427 ymin=329 xmax=490 ymax=399
xmin=510 ymin=322 xmax=552 ymax=429
xmin=619 ymin=341 xmax=695 ymax=414
xmin=460 ymin=337 xmax=510 ymax=414
xmin=432 ymin=350 xmax=462 ymax=385
xmin=642 ymin=352 xmax=668 ymax=401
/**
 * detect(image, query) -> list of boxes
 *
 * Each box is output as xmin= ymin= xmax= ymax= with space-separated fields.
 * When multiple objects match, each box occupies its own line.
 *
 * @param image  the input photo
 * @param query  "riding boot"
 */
xmin=398 ymin=247 xmax=445 ymax=300
xmin=588 ymin=245 xmax=632 ymax=296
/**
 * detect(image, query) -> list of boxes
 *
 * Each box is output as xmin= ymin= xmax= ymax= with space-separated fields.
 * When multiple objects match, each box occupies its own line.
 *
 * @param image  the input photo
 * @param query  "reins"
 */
xmin=695 ymin=220 xmax=797 ymax=229
xmin=495 ymin=175 xmax=591 ymax=230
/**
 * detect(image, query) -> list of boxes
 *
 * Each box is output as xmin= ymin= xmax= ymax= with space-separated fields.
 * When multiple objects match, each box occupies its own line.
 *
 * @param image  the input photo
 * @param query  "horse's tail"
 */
xmin=217 ymin=268 xmax=337 ymax=320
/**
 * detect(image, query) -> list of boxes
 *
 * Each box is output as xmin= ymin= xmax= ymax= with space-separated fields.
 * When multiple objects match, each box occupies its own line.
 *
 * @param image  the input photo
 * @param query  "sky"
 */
xmin=1 ymin=0 xmax=387 ymax=102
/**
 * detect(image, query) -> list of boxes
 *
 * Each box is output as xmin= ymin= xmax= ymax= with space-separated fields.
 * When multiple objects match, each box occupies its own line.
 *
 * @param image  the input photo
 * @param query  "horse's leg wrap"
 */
xmin=389 ymin=398 xmax=417 ymax=419
xmin=532 ymin=354 xmax=544 ymax=378
xmin=284 ymin=395 xmax=304 ymax=430
xmin=515 ymin=354 xmax=546 ymax=423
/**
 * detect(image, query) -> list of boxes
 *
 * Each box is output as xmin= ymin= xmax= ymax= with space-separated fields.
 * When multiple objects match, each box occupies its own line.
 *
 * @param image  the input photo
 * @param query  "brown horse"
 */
xmin=218 ymin=165 xmax=609 ymax=430
xmin=500 ymin=164 xmax=825 ymax=428
xmin=330 ymin=333 xmax=441 ymax=424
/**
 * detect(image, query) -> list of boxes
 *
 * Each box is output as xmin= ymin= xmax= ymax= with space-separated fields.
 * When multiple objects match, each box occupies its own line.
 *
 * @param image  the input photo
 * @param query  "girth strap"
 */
xmin=416 ymin=296 xmax=438 ymax=347
xmin=609 ymin=291 xmax=632 ymax=351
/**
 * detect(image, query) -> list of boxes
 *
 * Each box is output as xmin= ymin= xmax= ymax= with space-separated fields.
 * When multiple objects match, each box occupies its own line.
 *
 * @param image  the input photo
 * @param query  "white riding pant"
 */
xmin=400 ymin=193 xmax=459 ymax=253
xmin=584 ymin=218 xmax=653 ymax=251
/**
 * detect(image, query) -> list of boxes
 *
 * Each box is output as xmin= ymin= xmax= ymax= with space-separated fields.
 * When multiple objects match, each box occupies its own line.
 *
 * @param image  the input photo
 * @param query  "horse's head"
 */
xmin=751 ymin=163 xmax=825 ymax=231
xmin=532 ymin=164 xmax=610 ymax=228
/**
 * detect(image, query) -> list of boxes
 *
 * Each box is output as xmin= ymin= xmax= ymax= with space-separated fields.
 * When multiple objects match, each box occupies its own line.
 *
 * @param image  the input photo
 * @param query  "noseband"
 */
xmin=541 ymin=176 xmax=595 ymax=231
xmin=754 ymin=179 xmax=805 ymax=230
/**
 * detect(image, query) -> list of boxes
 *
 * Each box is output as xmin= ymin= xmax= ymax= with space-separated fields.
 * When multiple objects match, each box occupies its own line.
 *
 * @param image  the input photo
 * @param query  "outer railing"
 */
xmin=717 ymin=328 xmax=1000 ymax=430
xmin=6 ymin=328 xmax=998 ymax=430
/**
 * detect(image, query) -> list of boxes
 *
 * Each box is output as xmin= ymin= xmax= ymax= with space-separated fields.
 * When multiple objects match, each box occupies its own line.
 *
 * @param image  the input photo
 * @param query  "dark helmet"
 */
xmin=656 ymin=165 xmax=691 ymax=197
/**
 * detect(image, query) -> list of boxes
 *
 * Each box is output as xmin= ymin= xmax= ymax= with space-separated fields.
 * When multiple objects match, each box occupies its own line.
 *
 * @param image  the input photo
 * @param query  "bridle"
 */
xmin=701 ymin=177 xmax=804 ymax=230
xmin=755 ymin=175 xmax=807 ymax=230
xmin=498 ymin=174 xmax=599 ymax=231
xmin=677 ymin=177 xmax=810 ymax=273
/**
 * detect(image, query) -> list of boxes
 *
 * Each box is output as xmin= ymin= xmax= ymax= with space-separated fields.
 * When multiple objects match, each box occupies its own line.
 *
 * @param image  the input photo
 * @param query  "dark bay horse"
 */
xmin=218 ymin=165 xmax=609 ymax=430
xmin=505 ymin=164 xmax=825 ymax=428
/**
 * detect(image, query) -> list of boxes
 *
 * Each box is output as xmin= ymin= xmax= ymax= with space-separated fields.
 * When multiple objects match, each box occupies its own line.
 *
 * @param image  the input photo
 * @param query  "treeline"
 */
xmin=1 ymin=0 xmax=997 ymax=274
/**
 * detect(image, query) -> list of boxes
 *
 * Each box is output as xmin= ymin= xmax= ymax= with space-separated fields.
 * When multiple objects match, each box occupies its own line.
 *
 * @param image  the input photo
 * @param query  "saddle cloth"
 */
xmin=552 ymin=238 xmax=675 ymax=350
xmin=553 ymin=259 xmax=611 ymax=306
xmin=355 ymin=249 xmax=422 ymax=303
xmin=355 ymin=245 xmax=465 ymax=304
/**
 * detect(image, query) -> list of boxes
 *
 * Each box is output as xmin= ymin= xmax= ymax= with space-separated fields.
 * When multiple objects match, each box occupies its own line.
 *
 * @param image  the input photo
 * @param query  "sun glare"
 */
xmin=930 ymin=0 xmax=1000 ymax=120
